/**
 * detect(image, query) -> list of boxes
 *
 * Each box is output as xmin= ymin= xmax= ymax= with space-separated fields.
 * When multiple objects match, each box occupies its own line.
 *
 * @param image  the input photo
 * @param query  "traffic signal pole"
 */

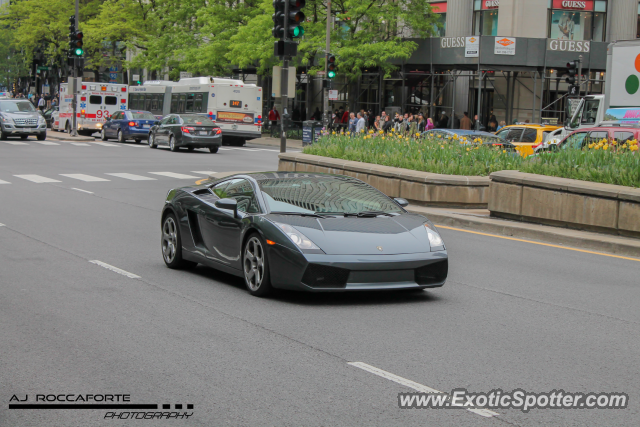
xmin=71 ymin=0 xmax=79 ymax=137
xmin=322 ymin=1 xmax=331 ymax=129
xmin=279 ymin=0 xmax=290 ymax=153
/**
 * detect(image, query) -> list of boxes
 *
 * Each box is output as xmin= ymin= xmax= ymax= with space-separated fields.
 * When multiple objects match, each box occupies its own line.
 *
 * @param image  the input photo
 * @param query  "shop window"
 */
xmin=549 ymin=1 xmax=607 ymax=42
xmin=473 ymin=10 xmax=499 ymax=36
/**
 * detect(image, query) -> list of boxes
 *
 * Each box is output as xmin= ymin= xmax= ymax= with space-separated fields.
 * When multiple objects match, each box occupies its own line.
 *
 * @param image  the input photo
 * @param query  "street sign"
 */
xmin=328 ymin=90 xmax=338 ymax=100
xmin=180 ymin=72 xmax=192 ymax=79
xmin=317 ymin=71 xmax=326 ymax=76
xmin=109 ymin=65 xmax=118 ymax=72
xmin=37 ymin=66 xmax=50 ymax=71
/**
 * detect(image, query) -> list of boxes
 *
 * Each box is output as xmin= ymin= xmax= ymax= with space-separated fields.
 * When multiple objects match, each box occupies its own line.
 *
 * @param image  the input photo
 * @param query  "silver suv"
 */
xmin=0 ymin=99 xmax=47 ymax=141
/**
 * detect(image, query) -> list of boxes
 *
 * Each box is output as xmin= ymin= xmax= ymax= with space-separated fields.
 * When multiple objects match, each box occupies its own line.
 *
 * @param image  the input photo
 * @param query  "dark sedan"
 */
xmin=42 ymin=106 xmax=59 ymax=128
xmin=149 ymin=114 xmax=222 ymax=153
xmin=161 ymin=172 xmax=448 ymax=296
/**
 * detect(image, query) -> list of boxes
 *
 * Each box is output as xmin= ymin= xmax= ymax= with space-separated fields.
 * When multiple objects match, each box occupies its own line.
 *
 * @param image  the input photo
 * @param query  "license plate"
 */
xmin=231 ymin=125 xmax=238 ymax=130
xmin=199 ymin=131 xmax=208 ymax=136
xmin=143 ymin=124 xmax=150 ymax=128
xmin=23 ymin=128 xmax=33 ymax=133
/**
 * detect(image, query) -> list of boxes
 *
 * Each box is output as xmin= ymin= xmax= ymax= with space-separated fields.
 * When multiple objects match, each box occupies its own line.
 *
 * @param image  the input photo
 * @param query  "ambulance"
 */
xmin=55 ymin=82 xmax=128 ymax=135
xmin=138 ymin=77 xmax=263 ymax=145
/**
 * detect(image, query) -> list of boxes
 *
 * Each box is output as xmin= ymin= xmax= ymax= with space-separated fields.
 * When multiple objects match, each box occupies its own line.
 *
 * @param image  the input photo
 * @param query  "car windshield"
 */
xmin=0 ymin=100 xmax=36 ymax=113
xmin=129 ymin=111 xmax=156 ymax=120
xmin=181 ymin=115 xmax=215 ymax=125
xmin=259 ymin=177 xmax=403 ymax=214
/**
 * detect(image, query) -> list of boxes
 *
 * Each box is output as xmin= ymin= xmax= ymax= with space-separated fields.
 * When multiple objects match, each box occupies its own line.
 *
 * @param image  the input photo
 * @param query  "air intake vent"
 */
xmin=192 ymin=188 xmax=212 ymax=196
xmin=301 ymin=264 xmax=350 ymax=288
xmin=415 ymin=260 xmax=448 ymax=286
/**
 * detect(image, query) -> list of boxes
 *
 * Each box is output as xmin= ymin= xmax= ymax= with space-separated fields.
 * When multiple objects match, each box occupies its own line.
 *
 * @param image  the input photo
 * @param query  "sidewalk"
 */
xmin=408 ymin=205 xmax=640 ymax=258
xmin=249 ymin=136 xmax=303 ymax=149
xmin=46 ymin=131 xmax=96 ymax=142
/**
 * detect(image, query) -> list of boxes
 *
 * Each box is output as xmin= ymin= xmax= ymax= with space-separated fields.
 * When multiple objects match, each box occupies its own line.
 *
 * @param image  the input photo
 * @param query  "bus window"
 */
xmin=105 ymin=96 xmax=117 ymax=105
xmin=157 ymin=95 xmax=164 ymax=114
xmin=177 ymin=94 xmax=186 ymax=113
xmin=144 ymin=94 xmax=152 ymax=111
xmin=151 ymin=94 xmax=159 ymax=112
xmin=194 ymin=93 xmax=203 ymax=112
xmin=171 ymin=94 xmax=178 ymax=113
xmin=89 ymin=95 xmax=102 ymax=104
xmin=186 ymin=93 xmax=195 ymax=112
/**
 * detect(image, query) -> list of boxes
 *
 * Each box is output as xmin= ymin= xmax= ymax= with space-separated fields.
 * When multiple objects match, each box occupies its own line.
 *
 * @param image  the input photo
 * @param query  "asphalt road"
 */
xmin=1 ymin=134 xmax=638 ymax=426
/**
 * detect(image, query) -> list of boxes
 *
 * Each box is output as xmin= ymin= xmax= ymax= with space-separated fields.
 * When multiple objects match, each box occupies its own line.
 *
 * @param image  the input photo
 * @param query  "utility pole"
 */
xmin=323 ymin=1 xmax=331 ymax=128
xmin=578 ymin=55 xmax=583 ymax=97
xmin=71 ymin=0 xmax=79 ymax=137
xmin=279 ymin=0 xmax=290 ymax=154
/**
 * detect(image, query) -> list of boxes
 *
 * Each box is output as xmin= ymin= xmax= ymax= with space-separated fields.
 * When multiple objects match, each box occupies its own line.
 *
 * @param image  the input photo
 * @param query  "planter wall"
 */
xmin=278 ymin=153 xmax=490 ymax=208
xmin=489 ymin=171 xmax=640 ymax=237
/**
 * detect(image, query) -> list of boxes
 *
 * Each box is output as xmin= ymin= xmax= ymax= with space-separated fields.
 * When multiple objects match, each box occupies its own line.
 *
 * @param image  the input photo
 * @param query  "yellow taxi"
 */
xmin=495 ymin=124 xmax=562 ymax=157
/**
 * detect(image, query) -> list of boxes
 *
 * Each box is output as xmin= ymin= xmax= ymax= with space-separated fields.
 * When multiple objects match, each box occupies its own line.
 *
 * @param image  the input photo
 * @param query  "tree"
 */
xmin=0 ymin=29 xmax=29 ymax=91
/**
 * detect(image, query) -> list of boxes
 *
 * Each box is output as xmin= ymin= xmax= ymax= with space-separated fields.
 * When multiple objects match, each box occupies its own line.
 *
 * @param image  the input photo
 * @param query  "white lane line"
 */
xmin=34 ymin=141 xmax=60 ymax=145
xmin=191 ymin=171 xmax=217 ymax=175
xmin=71 ymin=143 xmax=90 ymax=146
xmin=348 ymin=362 xmax=499 ymax=418
xmin=91 ymin=141 xmax=119 ymax=147
xmin=122 ymin=144 xmax=147 ymax=148
xmin=89 ymin=260 xmax=140 ymax=279
xmin=4 ymin=141 xmax=28 ymax=145
xmin=105 ymin=173 xmax=156 ymax=181
xmin=0 ymin=223 xmax=4 ymax=227
xmin=149 ymin=172 xmax=199 ymax=179
xmin=0 ymin=179 xmax=10 ymax=184
xmin=13 ymin=174 xmax=62 ymax=183
xmin=219 ymin=147 xmax=275 ymax=152
xmin=72 ymin=188 xmax=94 ymax=194
xmin=60 ymin=174 xmax=110 ymax=182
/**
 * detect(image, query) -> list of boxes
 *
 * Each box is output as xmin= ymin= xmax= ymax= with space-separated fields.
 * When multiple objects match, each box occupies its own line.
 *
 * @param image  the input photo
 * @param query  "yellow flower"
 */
xmin=603 ymin=144 xmax=609 ymax=150
xmin=369 ymin=129 xmax=374 ymax=134
xmin=502 ymin=149 xmax=506 ymax=153
xmin=416 ymin=133 xmax=420 ymax=137
xmin=391 ymin=128 xmax=395 ymax=132
xmin=623 ymin=144 xmax=628 ymax=149
xmin=466 ymin=147 xmax=470 ymax=151
xmin=588 ymin=143 xmax=594 ymax=149
xmin=378 ymin=130 xmax=383 ymax=134
xmin=594 ymin=145 xmax=600 ymax=150
xmin=331 ymin=131 xmax=336 ymax=135
xmin=382 ymin=137 xmax=385 ymax=140
xmin=475 ymin=146 xmax=480 ymax=150
xmin=612 ymin=140 xmax=617 ymax=146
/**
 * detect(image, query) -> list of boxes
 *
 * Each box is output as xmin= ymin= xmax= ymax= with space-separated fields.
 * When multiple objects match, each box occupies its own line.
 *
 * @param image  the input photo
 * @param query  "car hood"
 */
xmin=267 ymin=213 xmax=432 ymax=255
xmin=1 ymin=111 xmax=40 ymax=119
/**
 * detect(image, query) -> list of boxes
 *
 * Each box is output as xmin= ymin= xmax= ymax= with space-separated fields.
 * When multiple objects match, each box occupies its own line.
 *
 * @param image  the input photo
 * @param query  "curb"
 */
xmin=408 ymin=205 xmax=640 ymax=259
xmin=46 ymin=131 xmax=96 ymax=142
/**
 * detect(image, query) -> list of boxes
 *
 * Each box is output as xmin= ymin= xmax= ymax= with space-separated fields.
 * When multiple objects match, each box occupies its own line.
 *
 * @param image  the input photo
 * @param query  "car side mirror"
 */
xmin=105 ymin=117 xmax=111 ymax=121
xmin=215 ymin=198 xmax=238 ymax=217
xmin=393 ymin=197 xmax=409 ymax=208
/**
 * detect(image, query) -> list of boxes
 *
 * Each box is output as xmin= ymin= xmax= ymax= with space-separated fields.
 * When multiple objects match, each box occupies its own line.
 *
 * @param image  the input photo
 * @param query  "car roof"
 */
xmin=500 ymin=124 xmax=561 ymax=130
xmin=569 ymin=126 xmax=639 ymax=132
xmin=214 ymin=172 xmax=359 ymax=183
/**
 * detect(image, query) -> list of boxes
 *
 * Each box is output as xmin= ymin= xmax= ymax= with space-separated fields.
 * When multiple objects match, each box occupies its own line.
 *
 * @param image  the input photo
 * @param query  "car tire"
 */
xmin=161 ymin=213 xmax=197 ymax=269
xmin=117 ymin=130 xmax=125 ymax=143
xmin=37 ymin=132 xmax=46 ymax=141
xmin=169 ymin=135 xmax=178 ymax=152
xmin=148 ymin=133 xmax=157 ymax=148
xmin=209 ymin=146 xmax=219 ymax=153
xmin=0 ymin=131 xmax=7 ymax=140
xmin=20 ymin=135 xmax=28 ymax=140
xmin=101 ymin=128 xmax=108 ymax=141
xmin=242 ymin=234 xmax=272 ymax=297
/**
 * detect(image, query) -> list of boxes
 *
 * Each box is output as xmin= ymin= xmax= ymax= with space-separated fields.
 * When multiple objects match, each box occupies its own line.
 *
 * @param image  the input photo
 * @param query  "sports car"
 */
xmin=160 ymin=172 xmax=448 ymax=296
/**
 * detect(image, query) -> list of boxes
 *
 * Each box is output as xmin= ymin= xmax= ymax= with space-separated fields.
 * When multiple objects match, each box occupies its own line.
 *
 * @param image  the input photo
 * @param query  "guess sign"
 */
xmin=482 ymin=0 xmax=499 ymax=9
xmin=552 ymin=0 xmax=593 ymax=10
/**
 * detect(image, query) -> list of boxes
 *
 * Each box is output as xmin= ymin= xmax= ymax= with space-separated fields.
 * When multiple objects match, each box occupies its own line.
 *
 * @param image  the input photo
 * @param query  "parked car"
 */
xmin=0 ymin=99 xmax=47 ymax=140
xmin=423 ymin=129 xmax=516 ymax=150
xmin=551 ymin=125 xmax=640 ymax=151
xmin=42 ymin=105 xmax=59 ymax=128
xmin=148 ymin=114 xmax=222 ymax=153
xmin=533 ymin=127 xmax=565 ymax=153
xmin=101 ymin=110 xmax=157 ymax=143
xmin=494 ymin=124 xmax=561 ymax=157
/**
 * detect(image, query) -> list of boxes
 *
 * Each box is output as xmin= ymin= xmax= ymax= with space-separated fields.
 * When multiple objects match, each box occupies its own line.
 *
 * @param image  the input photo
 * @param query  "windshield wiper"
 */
xmin=343 ymin=211 xmax=394 ymax=218
xmin=270 ymin=211 xmax=332 ymax=218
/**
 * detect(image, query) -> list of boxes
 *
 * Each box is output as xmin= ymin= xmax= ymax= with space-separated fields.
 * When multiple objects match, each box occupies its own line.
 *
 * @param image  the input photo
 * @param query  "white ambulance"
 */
xmin=139 ymin=77 xmax=263 ymax=145
xmin=55 ymin=82 xmax=129 ymax=136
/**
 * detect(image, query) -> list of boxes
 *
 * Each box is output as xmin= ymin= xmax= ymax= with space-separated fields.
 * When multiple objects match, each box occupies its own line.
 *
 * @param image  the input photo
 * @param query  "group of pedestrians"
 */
xmin=7 ymin=92 xmax=59 ymax=111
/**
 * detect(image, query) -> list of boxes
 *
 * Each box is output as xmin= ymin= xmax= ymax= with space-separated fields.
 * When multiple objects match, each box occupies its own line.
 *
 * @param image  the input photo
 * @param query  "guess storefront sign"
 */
xmin=551 ymin=0 xmax=594 ymax=10
xmin=482 ymin=0 xmax=499 ymax=9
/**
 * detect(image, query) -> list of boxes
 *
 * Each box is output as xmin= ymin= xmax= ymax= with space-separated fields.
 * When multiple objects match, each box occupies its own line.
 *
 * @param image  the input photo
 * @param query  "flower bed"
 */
xmin=302 ymin=131 xmax=640 ymax=188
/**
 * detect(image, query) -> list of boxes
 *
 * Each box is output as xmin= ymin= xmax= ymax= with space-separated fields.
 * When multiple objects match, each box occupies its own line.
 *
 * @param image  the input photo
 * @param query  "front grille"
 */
xmin=415 ymin=260 xmax=448 ymax=286
xmin=13 ymin=118 xmax=38 ymax=126
xmin=301 ymin=264 xmax=350 ymax=288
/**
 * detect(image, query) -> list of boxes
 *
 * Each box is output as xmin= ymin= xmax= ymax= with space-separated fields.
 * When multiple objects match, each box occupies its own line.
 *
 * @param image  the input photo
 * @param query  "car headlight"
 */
xmin=424 ymin=223 xmax=444 ymax=248
xmin=274 ymin=222 xmax=320 ymax=250
xmin=38 ymin=116 xmax=46 ymax=125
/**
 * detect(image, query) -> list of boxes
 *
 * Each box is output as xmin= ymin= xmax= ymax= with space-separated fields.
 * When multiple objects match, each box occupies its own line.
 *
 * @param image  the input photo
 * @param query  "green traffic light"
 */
xmin=327 ymin=70 xmax=336 ymax=79
xmin=74 ymin=47 xmax=84 ymax=56
xmin=292 ymin=25 xmax=304 ymax=37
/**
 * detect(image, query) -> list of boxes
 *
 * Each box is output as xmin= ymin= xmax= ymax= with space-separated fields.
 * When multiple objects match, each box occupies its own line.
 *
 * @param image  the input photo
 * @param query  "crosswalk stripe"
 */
xmin=60 ymin=174 xmax=110 ymax=182
xmin=4 ymin=141 xmax=28 ymax=145
xmin=14 ymin=174 xmax=61 ymax=183
xmin=0 ymin=179 xmax=11 ymax=184
xmin=191 ymin=171 xmax=217 ymax=175
xmin=105 ymin=173 xmax=156 ymax=181
xmin=149 ymin=172 xmax=199 ymax=179
xmin=91 ymin=142 xmax=119 ymax=147
xmin=34 ymin=141 xmax=60 ymax=145
xmin=71 ymin=143 xmax=90 ymax=146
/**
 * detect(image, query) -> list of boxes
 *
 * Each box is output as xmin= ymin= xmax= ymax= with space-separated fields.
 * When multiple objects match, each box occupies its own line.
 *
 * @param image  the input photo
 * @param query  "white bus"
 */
xmin=136 ymin=77 xmax=263 ymax=145
xmin=55 ymin=82 xmax=128 ymax=135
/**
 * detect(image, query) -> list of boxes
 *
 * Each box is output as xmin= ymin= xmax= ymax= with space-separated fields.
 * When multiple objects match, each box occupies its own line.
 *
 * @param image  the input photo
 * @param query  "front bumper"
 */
xmin=1 ymin=123 xmax=47 ymax=135
xmin=269 ymin=245 xmax=448 ymax=292
xmin=178 ymin=135 xmax=223 ymax=148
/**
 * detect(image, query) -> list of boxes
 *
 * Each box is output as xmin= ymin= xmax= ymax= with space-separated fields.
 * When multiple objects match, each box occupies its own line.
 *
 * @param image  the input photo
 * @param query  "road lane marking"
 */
xmin=13 ymin=174 xmax=61 ymax=183
xmin=105 ymin=173 xmax=156 ymax=181
xmin=348 ymin=362 xmax=499 ymax=418
xmin=4 ymin=141 xmax=28 ymax=145
xmin=0 ymin=223 xmax=4 ymax=227
xmin=91 ymin=141 xmax=119 ymax=147
xmin=34 ymin=141 xmax=59 ymax=145
xmin=191 ymin=171 xmax=217 ymax=175
xmin=71 ymin=143 xmax=90 ymax=146
xmin=149 ymin=172 xmax=199 ymax=179
xmin=436 ymin=225 xmax=640 ymax=263
xmin=60 ymin=174 xmax=110 ymax=182
xmin=89 ymin=260 xmax=140 ymax=279
xmin=219 ymin=147 xmax=279 ymax=152
xmin=0 ymin=179 xmax=10 ymax=184
xmin=195 ymin=178 xmax=210 ymax=185
xmin=72 ymin=188 xmax=94 ymax=194
xmin=122 ymin=144 xmax=146 ymax=148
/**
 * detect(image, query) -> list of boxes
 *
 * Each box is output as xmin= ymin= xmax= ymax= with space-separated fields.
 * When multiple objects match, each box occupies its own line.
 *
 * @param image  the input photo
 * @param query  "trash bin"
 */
xmin=302 ymin=121 xmax=323 ymax=146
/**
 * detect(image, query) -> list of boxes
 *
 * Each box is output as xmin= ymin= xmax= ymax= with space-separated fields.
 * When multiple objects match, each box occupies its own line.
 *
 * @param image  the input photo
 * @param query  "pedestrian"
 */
xmin=437 ymin=111 xmax=449 ymax=128
xmin=382 ymin=115 xmax=393 ymax=132
xmin=341 ymin=108 xmax=350 ymax=124
xmin=417 ymin=114 xmax=425 ymax=133
xmin=408 ymin=115 xmax=418 ymax=137
xmin=37 ymin=94 xmax=45 ymax=111
xmin=497 ymin=120 xmax=506 ymax=131
xmin=374 ymin=115 xmax=381 ymax=131
xmin=45 ymin=92 xmax=51 ymax=109
xmin=488 ymin=113 xmax=498 ymax=131
xmin=378 ymin=112 xmax=386 ymax=130
xmin=348 ymin=112 xmax=357 ymax=134
xmin=356 ymin=112 xmax=366 ymax=134
xmin=460 ymin=112 xmax=472 ymax=130
xmin=426 ymin=117 xmax=435 ymax=130
xmin=268 ymin=106 xmax=280 ymax=137
xmin=311 ymin=107 xmax=321 ymax=121
xmin=474 ymin=114 xmax=486 ymax=131
xmin=367 ymin=110 xmax=375 ymax=129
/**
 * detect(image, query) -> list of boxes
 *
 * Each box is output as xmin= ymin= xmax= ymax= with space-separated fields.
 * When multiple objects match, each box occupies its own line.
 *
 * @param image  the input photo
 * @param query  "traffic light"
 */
xmin=272 ymin=0 xmax=305 ymax=39
xmin=327 ymin=54 xmax=336 ymax=79
xmin=272 ymin=0 xmax=285 ymax=39
xmin=287 ymin=0 xmax=305 ymax=38
xmin=73 ymin=31 xmax=84 ymax=56
xmin=566 ymin=61 xmax=578 ymax=85
xmin=68 ymin=15 xmax=76 ymax=57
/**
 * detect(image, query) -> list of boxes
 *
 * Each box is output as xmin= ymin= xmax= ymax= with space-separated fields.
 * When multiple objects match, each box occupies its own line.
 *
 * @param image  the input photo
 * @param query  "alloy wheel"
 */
xmin=243 ymin=237 xmax=265 ymax=291
xmin=162 ymin=216 xmax=178 ymax=264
